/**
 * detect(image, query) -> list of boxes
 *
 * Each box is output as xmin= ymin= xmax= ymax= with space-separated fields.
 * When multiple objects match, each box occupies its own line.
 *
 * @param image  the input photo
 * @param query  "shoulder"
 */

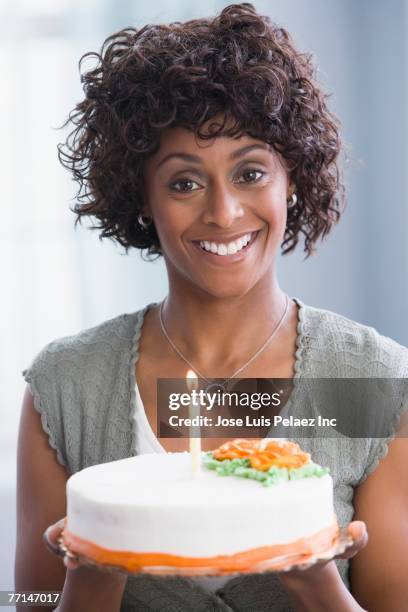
xmin=22 ymin=306 xmax=150 ymax=381
xmin=21 ymin=306 xmax=152 ymax=473
xmin=298 ymin=300 xmax=408 ymax=377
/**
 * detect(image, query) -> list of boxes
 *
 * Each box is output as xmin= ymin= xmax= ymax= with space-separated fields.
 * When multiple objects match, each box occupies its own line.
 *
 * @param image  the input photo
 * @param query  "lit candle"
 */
xmin=186 ymin=369 xmax=201 ymax=476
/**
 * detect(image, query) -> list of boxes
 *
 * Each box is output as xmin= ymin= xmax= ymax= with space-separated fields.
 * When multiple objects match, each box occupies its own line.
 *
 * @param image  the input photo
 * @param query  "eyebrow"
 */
xmin=155 ymin=143 xmax=272 ymax=169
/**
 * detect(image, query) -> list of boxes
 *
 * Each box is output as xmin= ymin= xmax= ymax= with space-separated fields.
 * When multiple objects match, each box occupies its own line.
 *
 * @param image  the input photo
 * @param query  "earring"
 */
xmin=287 ymin=193 xmax=298 ymax=209
xmin=137 ymin=214 xmax=153 ymax=229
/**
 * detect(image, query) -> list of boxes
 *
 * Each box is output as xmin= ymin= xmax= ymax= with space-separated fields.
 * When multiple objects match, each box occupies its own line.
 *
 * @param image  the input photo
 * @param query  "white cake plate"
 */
xmin=57 ymin=526 xmax=354 ymax=577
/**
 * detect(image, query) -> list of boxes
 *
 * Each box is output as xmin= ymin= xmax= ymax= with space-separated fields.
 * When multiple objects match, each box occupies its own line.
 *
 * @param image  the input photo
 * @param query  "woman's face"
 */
xmin=143 ymin=119 xmax=291 ymax=298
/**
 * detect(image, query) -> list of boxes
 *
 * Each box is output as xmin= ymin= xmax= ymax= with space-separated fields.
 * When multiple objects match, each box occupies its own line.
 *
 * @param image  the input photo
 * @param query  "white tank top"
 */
xmin=133 ymin=383 xmax=166 ymax=454
xmin=133 ymin=382 xmax=231 ymax=594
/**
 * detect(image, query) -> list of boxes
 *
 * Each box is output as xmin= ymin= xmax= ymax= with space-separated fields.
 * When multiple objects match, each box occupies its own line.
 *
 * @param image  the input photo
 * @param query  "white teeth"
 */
xmin=199 ymin=232 xmax=254 ymax=256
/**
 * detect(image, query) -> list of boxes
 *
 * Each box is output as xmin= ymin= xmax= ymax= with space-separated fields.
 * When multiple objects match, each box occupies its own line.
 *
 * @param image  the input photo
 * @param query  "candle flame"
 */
xmin=186 ymin=369 xmax=198 ymax=391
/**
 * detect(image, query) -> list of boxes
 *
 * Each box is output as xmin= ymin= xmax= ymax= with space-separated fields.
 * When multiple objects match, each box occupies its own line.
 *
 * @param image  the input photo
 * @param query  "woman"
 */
xmin=16 ymin=3 xmax=408 ymax=611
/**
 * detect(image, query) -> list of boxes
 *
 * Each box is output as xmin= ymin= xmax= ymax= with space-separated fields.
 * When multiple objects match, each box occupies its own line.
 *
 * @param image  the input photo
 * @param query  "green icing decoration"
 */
xmin=202 ymin=452 xmax=329 ymax=487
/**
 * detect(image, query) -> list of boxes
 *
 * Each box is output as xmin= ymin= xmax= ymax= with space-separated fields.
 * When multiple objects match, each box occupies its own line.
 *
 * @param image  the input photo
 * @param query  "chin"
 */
xmin=197 ymin=278 xmax=256 ymax=300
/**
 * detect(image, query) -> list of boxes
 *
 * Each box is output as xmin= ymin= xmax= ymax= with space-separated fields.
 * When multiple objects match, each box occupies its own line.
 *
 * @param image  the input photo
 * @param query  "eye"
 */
xmin=169 ymin=178 xmax=201 ymax=193
xmin=235 ymin=168 xmax=265 ymax=184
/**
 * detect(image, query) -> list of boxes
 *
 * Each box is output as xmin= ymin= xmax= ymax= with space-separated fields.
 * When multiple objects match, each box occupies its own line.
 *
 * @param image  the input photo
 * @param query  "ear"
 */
xmin=287 ymin=181 xmax=296 ymax=198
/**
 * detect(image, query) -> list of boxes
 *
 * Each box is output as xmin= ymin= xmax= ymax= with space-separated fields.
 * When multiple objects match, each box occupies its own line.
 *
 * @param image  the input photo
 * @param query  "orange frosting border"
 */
xmin=62 ymin=518 xmax=339 ymax=573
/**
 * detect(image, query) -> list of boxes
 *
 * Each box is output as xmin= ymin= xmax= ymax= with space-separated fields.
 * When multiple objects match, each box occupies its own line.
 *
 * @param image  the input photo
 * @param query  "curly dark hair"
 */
xmin=59 ymin=2 xmax=344 ymax=258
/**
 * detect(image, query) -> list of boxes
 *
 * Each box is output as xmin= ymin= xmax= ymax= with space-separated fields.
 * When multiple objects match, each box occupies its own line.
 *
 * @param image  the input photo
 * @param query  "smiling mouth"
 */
xmin=192 ymin=231 xmax=260 ymax=257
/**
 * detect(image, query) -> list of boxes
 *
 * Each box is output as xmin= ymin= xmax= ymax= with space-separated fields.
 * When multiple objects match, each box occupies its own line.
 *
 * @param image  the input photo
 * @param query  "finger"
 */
xmin=347 ymin=521 xmax=368 ymax=554
xmin=45 ymin=518 xmax=65 ymax=540
xmin=43 ymin=519 xmax=66 ymax=554
xmin=337 ymin=521 xmax=368 ymax=560
xmin=348 ymin=521 xmax=368 ymax=546
xmin=63 ymin=553 xmax=80 ymax=570
xmin=43 ymin=528 xmax=59 ymax=553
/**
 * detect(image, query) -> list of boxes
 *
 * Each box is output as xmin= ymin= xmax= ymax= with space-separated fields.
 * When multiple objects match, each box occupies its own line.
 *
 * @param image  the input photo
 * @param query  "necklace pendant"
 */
xmin=203 ymin=381 xmax=228 ymax=396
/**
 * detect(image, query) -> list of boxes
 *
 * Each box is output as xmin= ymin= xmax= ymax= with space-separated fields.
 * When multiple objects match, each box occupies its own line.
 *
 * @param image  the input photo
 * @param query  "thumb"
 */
xmin=348 ymin=521 xmax=368 ymax=546
xmin=43 ymin=518 xmax=66 ymax=551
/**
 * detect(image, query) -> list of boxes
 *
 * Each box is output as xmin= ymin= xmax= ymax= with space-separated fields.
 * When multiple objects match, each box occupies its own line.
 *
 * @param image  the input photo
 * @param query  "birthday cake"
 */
xmin=63 ymin=439 xmax=339 ymax=573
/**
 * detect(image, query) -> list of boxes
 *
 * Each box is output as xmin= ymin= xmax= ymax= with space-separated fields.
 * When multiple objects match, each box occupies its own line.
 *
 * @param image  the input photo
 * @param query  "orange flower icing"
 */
xmin=212 ymin=438 xmax=310 ymax=471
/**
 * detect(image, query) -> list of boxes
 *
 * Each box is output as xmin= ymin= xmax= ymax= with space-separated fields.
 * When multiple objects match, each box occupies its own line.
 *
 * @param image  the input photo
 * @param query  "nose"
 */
xmin=201 ymin=182 xmax=244 ymax=228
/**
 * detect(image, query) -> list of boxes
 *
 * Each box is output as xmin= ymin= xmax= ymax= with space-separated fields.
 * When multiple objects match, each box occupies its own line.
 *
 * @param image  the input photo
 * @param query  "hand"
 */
xmin=43 ymin=519 xmax=127 ymax=612
xmin=278 ymin=522 xmax=368 ymax=611
xmin=43 ymin=518 xmax=80 ymax=571
xmin=286 ymin=520 xmax=368 ymax=577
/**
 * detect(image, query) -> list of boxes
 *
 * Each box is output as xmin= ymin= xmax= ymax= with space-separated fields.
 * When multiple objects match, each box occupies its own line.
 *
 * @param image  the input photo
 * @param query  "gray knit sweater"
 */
xmin=22 ymin=299 xmax=408 ymax=611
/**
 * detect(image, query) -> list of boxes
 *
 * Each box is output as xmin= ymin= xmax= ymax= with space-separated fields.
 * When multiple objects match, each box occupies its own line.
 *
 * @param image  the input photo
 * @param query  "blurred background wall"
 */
xmin=1 ymin=0 xmax=407 ymax=597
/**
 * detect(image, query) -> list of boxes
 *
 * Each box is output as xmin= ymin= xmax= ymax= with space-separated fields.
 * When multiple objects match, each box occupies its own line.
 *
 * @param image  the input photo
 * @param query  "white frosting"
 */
xmin=66 ymin=452 xmax=335 ymax=557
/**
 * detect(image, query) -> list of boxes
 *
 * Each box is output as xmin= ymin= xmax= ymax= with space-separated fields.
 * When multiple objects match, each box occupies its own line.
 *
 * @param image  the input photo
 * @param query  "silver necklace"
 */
xmin=159 ymin=295 xmax=289 ymax=392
